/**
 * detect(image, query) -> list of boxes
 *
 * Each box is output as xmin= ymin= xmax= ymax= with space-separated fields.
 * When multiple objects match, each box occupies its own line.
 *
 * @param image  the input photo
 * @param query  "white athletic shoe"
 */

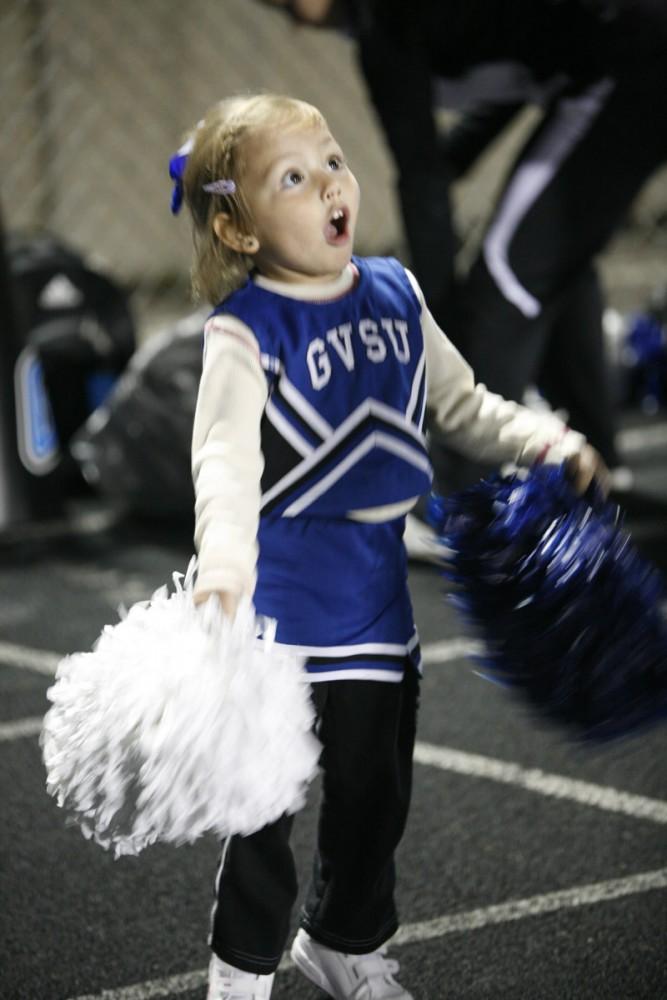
xmin=206 ymin=954 xmax=274 ymax=1000
xmin=290 ymin=928 xmax=413 ymax=999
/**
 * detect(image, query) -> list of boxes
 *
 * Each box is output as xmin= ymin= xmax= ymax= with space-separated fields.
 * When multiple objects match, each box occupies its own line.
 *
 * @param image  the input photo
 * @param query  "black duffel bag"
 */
xmin=9 ymin=231 xmax=136 ymax=459
xmin=71 ymin=310 xmax=207 ymax=519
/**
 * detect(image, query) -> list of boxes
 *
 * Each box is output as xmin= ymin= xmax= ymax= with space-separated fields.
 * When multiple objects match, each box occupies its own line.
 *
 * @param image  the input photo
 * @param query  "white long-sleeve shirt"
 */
xmin=192 ymin=263 xmax=585 ymax=601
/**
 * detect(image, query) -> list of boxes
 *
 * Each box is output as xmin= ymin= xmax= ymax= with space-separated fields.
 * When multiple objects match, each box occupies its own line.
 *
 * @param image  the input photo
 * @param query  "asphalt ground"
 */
xmin=1 ymin=411 xmax=666 ymax=1000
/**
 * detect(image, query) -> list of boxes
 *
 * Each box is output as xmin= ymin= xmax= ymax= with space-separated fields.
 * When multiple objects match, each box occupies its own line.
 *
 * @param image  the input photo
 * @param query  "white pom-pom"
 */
xmin=41 ymin=560 xmax=320 ymax=857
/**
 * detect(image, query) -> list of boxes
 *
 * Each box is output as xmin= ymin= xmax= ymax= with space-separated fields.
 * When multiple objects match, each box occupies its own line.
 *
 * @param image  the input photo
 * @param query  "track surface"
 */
xmin=1 ymin=415 xmax=666 ymax=1000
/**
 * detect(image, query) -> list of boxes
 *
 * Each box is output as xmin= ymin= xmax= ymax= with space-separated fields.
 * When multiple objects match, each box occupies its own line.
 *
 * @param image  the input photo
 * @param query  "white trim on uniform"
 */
xmin=273 ymin=639 xmax=413 ymax=659
xmin=368 ymin=398 xmax=427 ymax=444
xmin=282 ymin=436 xmax=376 ymax=516
xmin=205 ymin=315 xmax=260 ymax=358
xmin=260 ymin=352 xmax=282 ymax=375
xmin=265 ymin=398 xmax=314 ymax=457
xmin=405 ymin=349 xmax=426 ymax=423
xmin=279 ymin=374 xmax=334 ymax=439
xmin=308 ymin=667 xmax=405 ymax=683
xmin=263 ymin=634 xmax=423 ymax=683
xmin=282 ymin=431 xmax=430 ymax=517
xmin=261 ymin=397 xmax=428 ymax=510
xmin=375 ymin=431 xmax=432 ymax=473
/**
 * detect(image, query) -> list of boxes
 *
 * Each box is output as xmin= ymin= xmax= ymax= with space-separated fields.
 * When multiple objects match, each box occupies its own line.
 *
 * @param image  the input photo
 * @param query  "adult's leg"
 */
xmin=432 ymin=63 xmax=667 ymax=492
xmin=455 ymin=62 xmax=667 ymax=407
xmin=301 ymin=667 xmax=419 ymax=953
xmin=538 ymin=264 xmax=619 ymax=467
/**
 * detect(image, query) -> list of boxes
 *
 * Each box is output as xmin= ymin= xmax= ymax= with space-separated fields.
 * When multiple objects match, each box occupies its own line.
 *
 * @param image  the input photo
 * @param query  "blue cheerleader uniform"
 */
xmin=211 ymin=255 xmax=432 ymax=683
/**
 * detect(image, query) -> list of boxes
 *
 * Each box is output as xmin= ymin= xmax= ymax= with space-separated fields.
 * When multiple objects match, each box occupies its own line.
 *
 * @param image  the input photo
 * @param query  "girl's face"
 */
xmin=238 ymin=122 xmax=360 ymax=284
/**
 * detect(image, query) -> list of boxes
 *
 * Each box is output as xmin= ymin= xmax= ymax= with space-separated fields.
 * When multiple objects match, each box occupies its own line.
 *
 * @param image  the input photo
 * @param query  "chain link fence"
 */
xmin=2 ymin=0 xmax=666 ymax=340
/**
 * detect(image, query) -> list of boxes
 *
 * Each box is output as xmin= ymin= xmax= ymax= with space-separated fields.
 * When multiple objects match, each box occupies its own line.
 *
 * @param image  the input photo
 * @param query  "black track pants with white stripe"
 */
xmin=209 ymin=667 xmax=419 ymax=974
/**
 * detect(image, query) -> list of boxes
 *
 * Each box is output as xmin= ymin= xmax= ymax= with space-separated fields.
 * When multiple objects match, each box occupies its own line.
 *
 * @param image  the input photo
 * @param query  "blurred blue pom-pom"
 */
xmin=428 ymin=464 xmax=667 ymax=742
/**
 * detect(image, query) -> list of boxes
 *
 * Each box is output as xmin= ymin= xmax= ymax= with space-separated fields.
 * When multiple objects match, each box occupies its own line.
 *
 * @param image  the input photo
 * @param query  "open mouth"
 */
xmin=325 ymin=207 xmax=349 ymax=245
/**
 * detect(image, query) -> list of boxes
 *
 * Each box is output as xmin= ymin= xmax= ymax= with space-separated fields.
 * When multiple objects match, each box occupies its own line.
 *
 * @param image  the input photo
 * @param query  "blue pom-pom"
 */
xmin=428 ymin=465 xmax=667 ymax=742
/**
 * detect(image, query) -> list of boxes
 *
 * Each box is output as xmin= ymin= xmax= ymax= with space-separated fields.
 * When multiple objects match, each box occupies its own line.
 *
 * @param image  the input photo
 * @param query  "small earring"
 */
xmin=243 ymin=235 xmax=259 ymax=253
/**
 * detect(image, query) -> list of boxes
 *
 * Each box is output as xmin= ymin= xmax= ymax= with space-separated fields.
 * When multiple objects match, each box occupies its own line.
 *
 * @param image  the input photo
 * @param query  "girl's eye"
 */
xmin=327 ymin=155 xmax=344 ymax=171
xmin=282 ymin=170 xmax=304 ymax=188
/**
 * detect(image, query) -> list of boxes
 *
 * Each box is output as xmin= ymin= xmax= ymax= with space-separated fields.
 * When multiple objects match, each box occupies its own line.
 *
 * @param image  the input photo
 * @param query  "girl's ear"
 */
xmin=213 ymin=213 xmax=259 ymax=255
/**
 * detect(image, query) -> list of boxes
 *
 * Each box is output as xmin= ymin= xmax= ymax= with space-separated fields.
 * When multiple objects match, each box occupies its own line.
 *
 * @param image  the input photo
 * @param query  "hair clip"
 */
xmin=168 ymin=124 xmax=235 ymax=214
xmin=202 ymin=179 xmax=236 ymax=196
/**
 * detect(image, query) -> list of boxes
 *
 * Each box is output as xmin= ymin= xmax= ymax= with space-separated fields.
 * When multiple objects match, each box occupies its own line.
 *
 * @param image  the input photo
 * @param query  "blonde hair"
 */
xmin=181 ymin=94 xmax=327 ymax=304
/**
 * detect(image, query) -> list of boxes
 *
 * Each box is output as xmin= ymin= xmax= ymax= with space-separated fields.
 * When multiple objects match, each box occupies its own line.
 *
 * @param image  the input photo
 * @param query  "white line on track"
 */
xmin=0 ymin=640 xmax=61 ymax=675
xmin=392 ymin=867 xmax=667 ymax=943
xmin=414 ymin=741 xmax=667 ymax=824
xmin=420 ymin=637 xmax=484 ymax=663
xmin=0 ymin=507 xmax=123 ymax=546
xmin=617 ymin=421 xmax=667 ymax=454
xmin=67 ymin=867 xmax=667 ymax=1000
xmin=0 ymin=715 xmax=43 ymax=741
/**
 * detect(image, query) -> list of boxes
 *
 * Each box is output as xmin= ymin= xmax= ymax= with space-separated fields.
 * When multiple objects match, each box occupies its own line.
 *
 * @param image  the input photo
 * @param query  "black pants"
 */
xmin=209 ymin=667 xmax=419 ymax=974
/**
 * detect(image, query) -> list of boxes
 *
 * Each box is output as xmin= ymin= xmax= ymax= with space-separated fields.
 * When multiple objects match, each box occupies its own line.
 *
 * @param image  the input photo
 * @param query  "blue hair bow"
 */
xmin=168 ymin=135 xmax=236 ymax=215
xmin=168 ymin=137 xmax=194 ymax=216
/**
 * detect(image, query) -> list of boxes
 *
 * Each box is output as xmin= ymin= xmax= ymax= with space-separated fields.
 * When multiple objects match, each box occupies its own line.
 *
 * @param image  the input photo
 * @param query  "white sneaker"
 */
xmin=290 ymin=928 xmax=413 ymax=999
xmin=206 ymin=954 xmax=274 ymax=1000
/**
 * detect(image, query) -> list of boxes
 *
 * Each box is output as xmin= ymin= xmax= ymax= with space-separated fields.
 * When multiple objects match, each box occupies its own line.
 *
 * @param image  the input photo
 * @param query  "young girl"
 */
xmin=172 ymin=93 xmax=605 ymax=1000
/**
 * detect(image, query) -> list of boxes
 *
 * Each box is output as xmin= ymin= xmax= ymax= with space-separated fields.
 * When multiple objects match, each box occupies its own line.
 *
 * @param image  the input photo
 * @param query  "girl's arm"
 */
xmin=191 ymin=316 xmax=268 ymax=614
xmin=406 ymin=270 xmax=607 ymax=492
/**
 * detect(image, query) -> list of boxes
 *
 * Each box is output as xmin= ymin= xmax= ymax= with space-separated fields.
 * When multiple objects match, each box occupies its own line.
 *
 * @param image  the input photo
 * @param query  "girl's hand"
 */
xmin=193 ymin=589 xmax=239 ymax=618
xmin=566 ymin=444 xmax=610 ymax=498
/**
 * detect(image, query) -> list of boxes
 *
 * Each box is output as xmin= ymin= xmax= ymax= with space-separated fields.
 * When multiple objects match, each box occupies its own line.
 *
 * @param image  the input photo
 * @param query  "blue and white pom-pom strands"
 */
xmin=41 ymin=561 xmax=320 ymax=857
xmin=428 ymin=464 xmax=667 ymax=742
